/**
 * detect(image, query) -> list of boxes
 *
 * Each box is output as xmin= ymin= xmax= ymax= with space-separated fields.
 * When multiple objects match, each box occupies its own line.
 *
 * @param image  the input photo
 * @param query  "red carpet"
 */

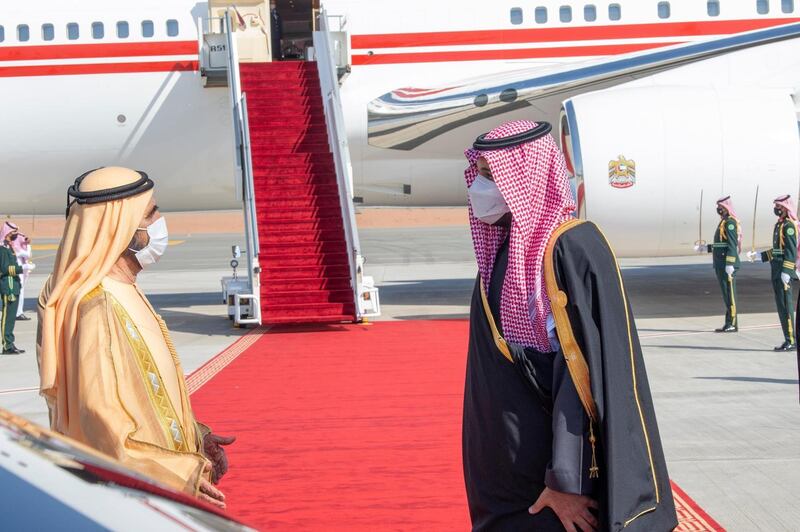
xmin=241 ymin=61 xmax=356 ymax=325
xmin=189 ymin=321 xmax=724 ymax=531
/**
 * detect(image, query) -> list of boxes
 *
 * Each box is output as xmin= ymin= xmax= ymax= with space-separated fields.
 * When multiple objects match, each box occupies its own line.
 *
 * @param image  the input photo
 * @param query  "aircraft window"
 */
xmin=92 ymin=22 xmax=104 ymax=39
xmin=584 ymin=5 xmax=597 ymax=21
xmin=535 ymin=6 xmax=548 ymax=23
xmin=67 ymin=23 xmax=79 ymax=40
xmin=510 ymin=7 xmax=523 ymax=24
xmin=0 ymin=26 xmax=4 ymax=43
xmin=166 ymin=19 xmax=179 ymax=37
xmin=17 ymin=24 xmax=30 ymax=42
xmin=608 ymin=3 xmax=622 ymax=20
xmin=658 ymin=1 xmax=671 ymax=18
xmin=117 ymin=21 xmax=129 ymax=38
xmin=757 ymin=0 xmax=770 ymax=14
xmin=707 ymin=0 xmax=720 ymax=16
xmin=142 ymin=20 xmax=154 ymax=38
xmin=42 ymin=23 xmax=55 ymax=41
xmin=782 ymin=0 xmax=794 ymax=12
xmin=560 ymin=6 xmax=573 ymax=22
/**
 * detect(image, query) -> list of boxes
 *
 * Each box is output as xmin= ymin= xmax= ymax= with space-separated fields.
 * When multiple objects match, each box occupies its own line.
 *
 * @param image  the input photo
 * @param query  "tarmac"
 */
xmin=0 ymin=215 xmax=798 ymax=531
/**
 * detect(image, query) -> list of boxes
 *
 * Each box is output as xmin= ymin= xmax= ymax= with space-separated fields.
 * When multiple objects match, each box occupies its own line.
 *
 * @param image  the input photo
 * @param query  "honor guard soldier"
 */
xmin=0 ymin=229 xmax=28 ymax=354
xmin=697 ymin=196 xmax=741 ymax=332
xmin=748 ymin=195 xmax=799 ymax=351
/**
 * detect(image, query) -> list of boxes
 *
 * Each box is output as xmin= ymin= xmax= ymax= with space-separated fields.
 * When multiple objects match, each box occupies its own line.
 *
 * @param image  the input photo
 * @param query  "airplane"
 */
xmin=1 ymin=0 xmax=799 ymax=256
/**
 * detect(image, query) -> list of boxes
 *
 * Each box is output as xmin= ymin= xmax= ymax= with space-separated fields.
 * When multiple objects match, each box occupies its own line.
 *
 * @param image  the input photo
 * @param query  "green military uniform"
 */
xmin=708 ymin=216 xmax=740 ymax=329
xmin=760 ymin=218 xmax=798 ymax=346
xmin=0 ymin=246 xmax=23 ymax=351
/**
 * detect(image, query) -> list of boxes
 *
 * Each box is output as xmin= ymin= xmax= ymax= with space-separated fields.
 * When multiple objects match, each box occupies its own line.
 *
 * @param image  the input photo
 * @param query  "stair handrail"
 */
xmin=224 ymin=8 xmax=262 ymax=325
xmin=314 ymin=7 xmax=363 ymax=321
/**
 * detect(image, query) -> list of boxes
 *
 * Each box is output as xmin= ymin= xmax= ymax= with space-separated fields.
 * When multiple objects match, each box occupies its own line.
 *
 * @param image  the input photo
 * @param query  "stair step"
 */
xmin=262 ymin=251 xmax=349 ymax=267
xmin=253 ymin=159 xmax=335 ymax=173
xmin=261 ymin=289 xmax=354 ymax=305
xmin=262 ymin=302 xmax=356 ymax=318
xmin=249 ymin=120 xmax=328 ymax=133
xmin=251 ymin=152 xmax=333 ymax=164
xmin=255 ymin=170 xmax=336 ymax=183
xmin=250 ymin=135 xmax=330 ymax=148
xmin=241 ymin=70 xmax=319 ymax=80
xmin=262 ymin=314 xmax=355 ymax=325
xmin=257 ymin=202 xmax=341 ymax=213
xmin=254 ymin=184 xmax=340 ymax=198
xmin=241 ymin=79 xmax=322 ymax=91
xmin=262 ymin=264 xmax=351 ymax=279
xmin=239 ymin=61 xmax=317 ymax=72
xmin=256 ymin=178 xmax=338 ymax=190
xmin=245 ymin=95 xmax=324 ymax=106
xmin=263 ymin=276 xmax=352 ymax=291
xmin=248 ymin=110 xmax=326 ymax=122
xmin=252 ymin=146 xmax=331 ymax=156
xmin=261 ymin=240 xmax=347 ymax=254
xmin=258 ymin=228 xmax=347 ymax=244
xmin=257 ymin=194 xmax=340 ymax=209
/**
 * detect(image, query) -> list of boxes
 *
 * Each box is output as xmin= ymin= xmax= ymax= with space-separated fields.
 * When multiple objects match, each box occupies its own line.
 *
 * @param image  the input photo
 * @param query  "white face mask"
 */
xmin=130 ymin=217 xmax=168 ymax=268
xmin=468 ymin=174 xmax=510 ymax=225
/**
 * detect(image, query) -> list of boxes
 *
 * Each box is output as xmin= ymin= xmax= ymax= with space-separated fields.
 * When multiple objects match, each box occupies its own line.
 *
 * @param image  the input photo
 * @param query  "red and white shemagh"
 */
xmin=774 ymin=195 xmax=798 ymax=221
xmin=465 ymin=120 xmax=576 ymax=351
xmin=717 ymin=196 xmax=742 ymax=253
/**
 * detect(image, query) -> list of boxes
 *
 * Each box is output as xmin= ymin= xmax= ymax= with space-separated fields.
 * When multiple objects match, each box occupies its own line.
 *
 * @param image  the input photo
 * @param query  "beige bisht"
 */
xmin=37 ymin=167 xmax=210 ymax=496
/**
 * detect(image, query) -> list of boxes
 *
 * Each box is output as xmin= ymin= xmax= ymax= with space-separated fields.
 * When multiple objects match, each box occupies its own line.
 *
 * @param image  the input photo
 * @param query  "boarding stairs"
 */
xmin=243 ymin=61 xmax=355 ymax=324
xmin=201 ymin=8 xmax=379 ymax=326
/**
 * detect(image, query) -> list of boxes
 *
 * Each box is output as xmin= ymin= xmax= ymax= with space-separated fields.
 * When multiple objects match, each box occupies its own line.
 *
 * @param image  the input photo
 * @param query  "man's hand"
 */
xmin=746 ymin=251 xmax=759 ymax=262
xmin=203 ymin=433 xmax=236 ymax=484
xmin=199 ymin=463 xmax=226 ymax=509
xmin=725 ymin=265 xmax=735 ymax=277
xmin=781 ymin=272 xmax=791 ymax=287
xmin=530 ymin=487 xmax=599 ymax=532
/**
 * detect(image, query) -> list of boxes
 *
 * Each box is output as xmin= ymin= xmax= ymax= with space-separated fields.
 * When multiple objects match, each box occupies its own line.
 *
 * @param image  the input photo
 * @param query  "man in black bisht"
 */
xmin=462 ymin=120 xmax=677 ymax=531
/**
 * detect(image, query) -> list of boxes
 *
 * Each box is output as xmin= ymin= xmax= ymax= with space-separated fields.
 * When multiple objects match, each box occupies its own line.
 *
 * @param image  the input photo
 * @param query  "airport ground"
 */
xmin=0 ymin=208 xmax=798 ymax=531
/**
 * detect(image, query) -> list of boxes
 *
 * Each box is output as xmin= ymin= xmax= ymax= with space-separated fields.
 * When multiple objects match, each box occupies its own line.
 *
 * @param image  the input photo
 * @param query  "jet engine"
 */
xmin=560 ymin=85 xmax=800 ymax=257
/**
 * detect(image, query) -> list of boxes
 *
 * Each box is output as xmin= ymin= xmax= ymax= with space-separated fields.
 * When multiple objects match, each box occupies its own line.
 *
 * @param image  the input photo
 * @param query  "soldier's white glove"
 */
xmin=693 ymin=244 xmax=705 ymax=253
xmin=781 ymin=272 xmax=791 ymax=286
xmin=746 ymin=251 xmax=759 ymax=262
xmin=725 ymin=265 xmax=734 ymax=276
xmin=22 ymin=263 xmax=35 ymax=271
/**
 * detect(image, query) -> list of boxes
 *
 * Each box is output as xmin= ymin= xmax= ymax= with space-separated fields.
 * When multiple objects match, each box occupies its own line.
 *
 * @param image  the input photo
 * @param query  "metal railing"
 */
xmin=224 ymin=9 xmax=262 ymax=326
xmin=313 ymin=9 xmax=364 ymax=320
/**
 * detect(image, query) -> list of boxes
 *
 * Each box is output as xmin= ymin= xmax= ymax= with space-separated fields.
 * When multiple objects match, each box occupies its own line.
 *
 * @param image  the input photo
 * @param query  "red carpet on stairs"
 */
xmin=240 ymin=61 xmax=356 ymax=325
xmin=189 ymin=321 xmax=725 ymax=532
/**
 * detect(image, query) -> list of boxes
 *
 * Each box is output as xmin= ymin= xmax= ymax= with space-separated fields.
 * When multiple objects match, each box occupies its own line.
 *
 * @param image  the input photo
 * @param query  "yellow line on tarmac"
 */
xmin=32 ymin=240 xmax=184 ymax=252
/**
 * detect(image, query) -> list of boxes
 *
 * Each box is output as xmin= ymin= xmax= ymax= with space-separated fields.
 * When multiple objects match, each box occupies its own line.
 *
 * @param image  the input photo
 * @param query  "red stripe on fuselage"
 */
xmin=352 ymin=41 xmax=681 ymax=65
xmin=0 ymin=40 xmax=198 ymax=61
xmin=351 ymin=17 xmax=800 ymax=49
xmin=0 ymin=60 xmax=198 ymax=77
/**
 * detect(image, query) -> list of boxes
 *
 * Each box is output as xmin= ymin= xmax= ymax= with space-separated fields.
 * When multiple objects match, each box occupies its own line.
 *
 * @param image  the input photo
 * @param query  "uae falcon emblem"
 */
xmin=608 ymin=155 xmax=636 ymax=189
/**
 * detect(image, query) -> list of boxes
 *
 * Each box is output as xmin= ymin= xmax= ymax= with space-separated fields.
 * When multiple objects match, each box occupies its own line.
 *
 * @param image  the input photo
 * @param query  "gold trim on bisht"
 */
xmin=109 ymin=294 xmax=190 ymax=453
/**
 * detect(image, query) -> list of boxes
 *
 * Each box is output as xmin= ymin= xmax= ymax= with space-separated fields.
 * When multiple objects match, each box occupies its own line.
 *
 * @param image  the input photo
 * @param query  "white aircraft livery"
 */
xmin=1 ymin=0 xmax=800 ymax=255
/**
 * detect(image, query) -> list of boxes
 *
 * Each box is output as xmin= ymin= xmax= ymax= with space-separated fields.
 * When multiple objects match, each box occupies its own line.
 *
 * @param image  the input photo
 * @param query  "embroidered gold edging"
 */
xmin=479 ymin=279 xmax=513 ymax=363
xmin=594 ymin=227 xmax=661 ymax=510
xmin=108 ymin=294 xmax=190 ymax=453
xmin=543 ymin=219 xmax=602 ymax=479
xmin=543 ymin=219 xmax=598 ymax=424
xmin=81 ymin=285 xmax=105 ymax=304
xmin=623 ymin=506 xmax=658 ymax=528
